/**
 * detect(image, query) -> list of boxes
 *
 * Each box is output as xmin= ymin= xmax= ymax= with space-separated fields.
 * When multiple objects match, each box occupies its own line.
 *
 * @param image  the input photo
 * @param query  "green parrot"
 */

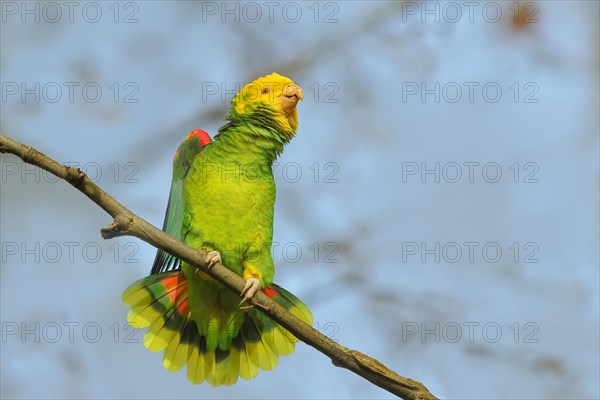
xmin=121 ymin=73 xmax=313 ymax=386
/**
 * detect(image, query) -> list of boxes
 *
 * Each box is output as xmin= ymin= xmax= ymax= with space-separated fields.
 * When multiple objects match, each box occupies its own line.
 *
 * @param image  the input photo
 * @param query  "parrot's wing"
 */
xmin=150 ymin=130 xmax=212 ymax=275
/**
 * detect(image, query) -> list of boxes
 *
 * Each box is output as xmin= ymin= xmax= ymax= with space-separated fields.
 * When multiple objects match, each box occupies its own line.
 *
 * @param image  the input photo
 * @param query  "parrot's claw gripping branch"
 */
xmin=205 ymin=250 xmax=222 ymax=269
xmin=0 ymin=134 xmax=439 ymax=400
xmin=239 ymin=277 xmax=261 ymax=308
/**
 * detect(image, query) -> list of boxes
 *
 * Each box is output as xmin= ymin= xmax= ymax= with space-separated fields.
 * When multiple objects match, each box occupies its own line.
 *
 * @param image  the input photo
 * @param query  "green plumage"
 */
xmin=122 ymin=73 xmax=312 ymax=386
xmin=183 ymin=102 xmax=287 ymax=351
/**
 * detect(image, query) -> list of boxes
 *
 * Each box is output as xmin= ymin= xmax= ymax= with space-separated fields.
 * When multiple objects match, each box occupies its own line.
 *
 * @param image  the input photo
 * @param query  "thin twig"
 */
xmin=0 ymin=133 xmax=439 ymax=400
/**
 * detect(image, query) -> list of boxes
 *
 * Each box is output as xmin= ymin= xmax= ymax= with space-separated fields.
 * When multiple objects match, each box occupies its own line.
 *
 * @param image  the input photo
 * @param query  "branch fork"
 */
xmin=101 ymin=214 xmax=135 ymax=239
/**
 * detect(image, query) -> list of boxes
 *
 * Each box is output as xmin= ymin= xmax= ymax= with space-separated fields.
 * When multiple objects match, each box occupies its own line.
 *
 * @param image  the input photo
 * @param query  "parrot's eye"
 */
xmin=262 ymin=87 xmax=270 ymax=94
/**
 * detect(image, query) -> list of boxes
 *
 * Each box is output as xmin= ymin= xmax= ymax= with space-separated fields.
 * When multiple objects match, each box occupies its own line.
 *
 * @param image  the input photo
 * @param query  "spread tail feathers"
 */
xmin=122 ymin=271 xmax=313 ymax=386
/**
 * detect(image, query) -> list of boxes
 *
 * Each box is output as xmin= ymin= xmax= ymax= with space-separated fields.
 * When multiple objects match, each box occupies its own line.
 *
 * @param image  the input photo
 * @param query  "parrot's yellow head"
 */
xmin=232 ymin=72 xmax=303 ymax=137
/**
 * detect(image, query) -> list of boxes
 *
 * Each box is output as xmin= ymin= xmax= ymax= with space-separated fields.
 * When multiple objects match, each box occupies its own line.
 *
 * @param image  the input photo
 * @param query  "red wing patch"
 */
xmin=188 ymin=129 xmax=212 ymax=146
xmin=160 ymin=274 xmax=187 ymax=305
xmin=262 ymin=287 xmax=278 ymax=299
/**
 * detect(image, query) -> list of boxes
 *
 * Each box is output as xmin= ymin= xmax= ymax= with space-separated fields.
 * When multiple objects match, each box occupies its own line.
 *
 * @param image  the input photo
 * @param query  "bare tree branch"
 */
xmin=0 ymin=133 xmax=439 ymax=400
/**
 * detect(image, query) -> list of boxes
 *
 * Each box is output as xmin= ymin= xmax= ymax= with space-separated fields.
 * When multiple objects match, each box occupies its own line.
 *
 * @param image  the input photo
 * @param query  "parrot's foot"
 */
xmin=239 ymin=277 xmax=261 ymax=309
xmin=204 ymin=250 xmax=222 ymax=270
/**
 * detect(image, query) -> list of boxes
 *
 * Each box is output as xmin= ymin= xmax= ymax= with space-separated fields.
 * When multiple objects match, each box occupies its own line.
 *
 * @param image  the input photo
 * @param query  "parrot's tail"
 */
xmin=121 ymin=271 xmax=313 ymax=386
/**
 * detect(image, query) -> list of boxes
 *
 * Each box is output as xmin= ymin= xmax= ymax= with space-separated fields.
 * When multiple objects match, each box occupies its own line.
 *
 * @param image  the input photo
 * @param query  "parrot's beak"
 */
xmin=280 ymin=84 xmax=303 ymax=116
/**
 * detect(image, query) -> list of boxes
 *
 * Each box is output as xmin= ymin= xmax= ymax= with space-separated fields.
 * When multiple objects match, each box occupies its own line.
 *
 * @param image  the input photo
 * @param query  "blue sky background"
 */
xmin=1 ymin=1 xmax=599 ymax=399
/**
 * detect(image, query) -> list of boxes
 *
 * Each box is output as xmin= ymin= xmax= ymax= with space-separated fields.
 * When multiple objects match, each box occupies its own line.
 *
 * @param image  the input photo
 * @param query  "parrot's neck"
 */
xmin=213 ymin=125 xmax=284 ymax=165
xmin=214 ymin=109 xmax=295 ymax=165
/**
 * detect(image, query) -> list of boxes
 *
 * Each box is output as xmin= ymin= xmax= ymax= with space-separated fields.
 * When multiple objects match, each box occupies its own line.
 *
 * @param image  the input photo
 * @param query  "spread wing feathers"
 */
xmin=262 ymin=283 xmax=314 ymax=352
xmin=122 ymin=271 xmax=313 ymax=386
xmin=151 ymin=130 xmax=212 ymax=275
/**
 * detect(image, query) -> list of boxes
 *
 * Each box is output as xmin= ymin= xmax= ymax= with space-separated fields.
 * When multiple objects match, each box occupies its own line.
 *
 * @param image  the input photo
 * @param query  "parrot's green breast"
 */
xmin=183 ymin=149 xmax=276 ymax=277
